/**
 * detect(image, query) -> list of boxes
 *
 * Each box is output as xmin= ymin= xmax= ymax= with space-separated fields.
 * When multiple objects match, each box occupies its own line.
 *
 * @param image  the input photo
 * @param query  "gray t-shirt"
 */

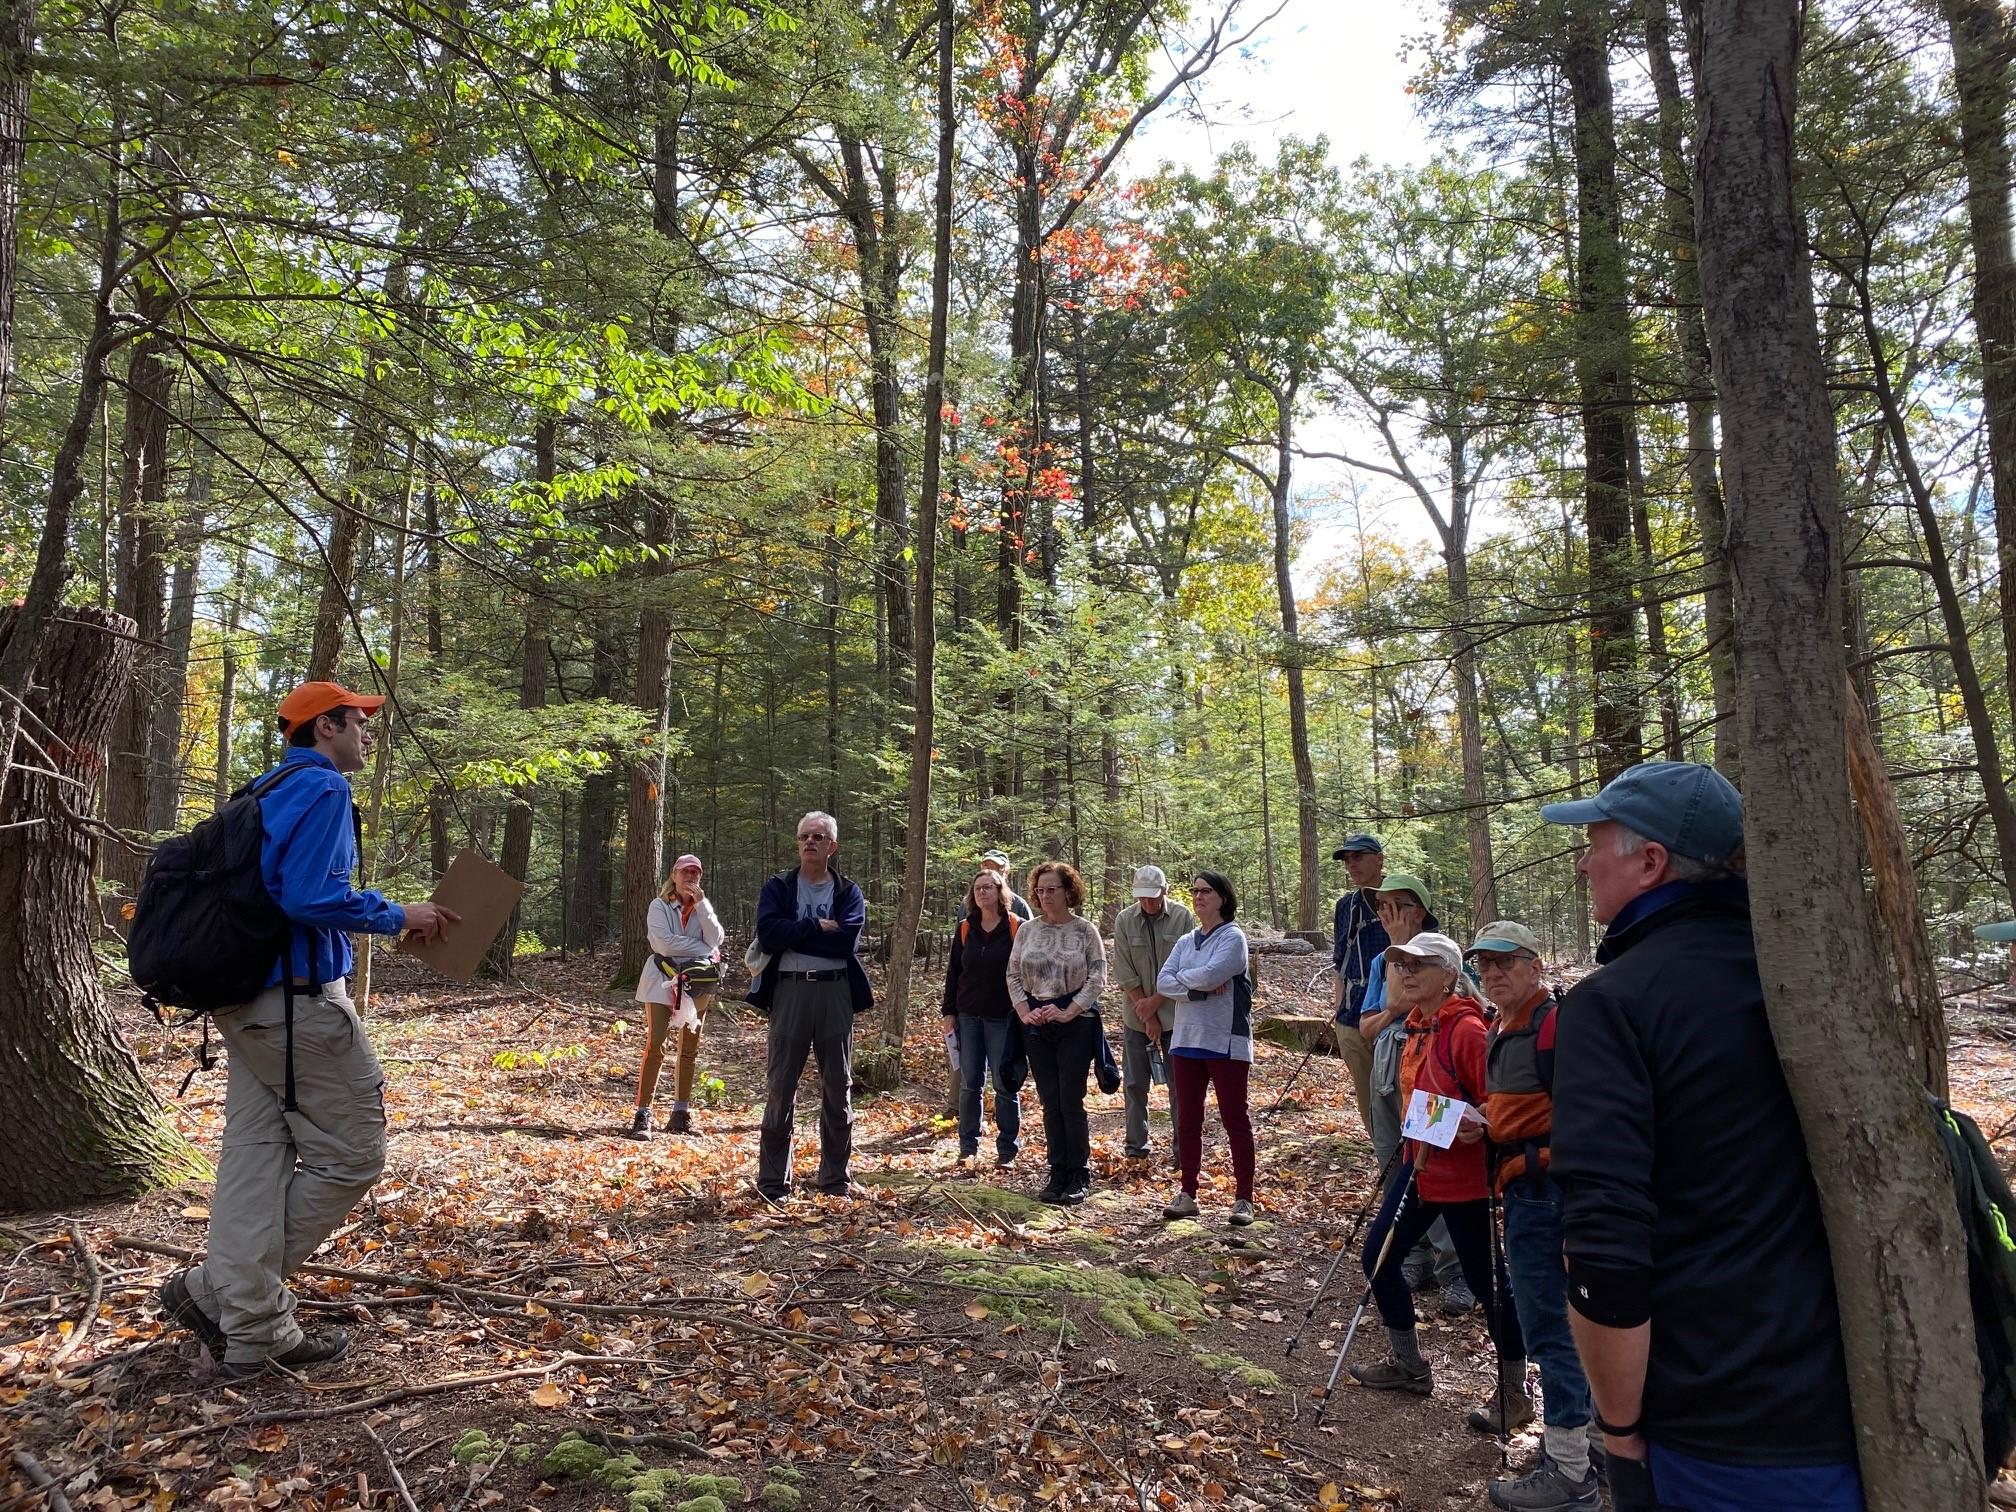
xmin=777 ymin=873 xmax=838 ymax=973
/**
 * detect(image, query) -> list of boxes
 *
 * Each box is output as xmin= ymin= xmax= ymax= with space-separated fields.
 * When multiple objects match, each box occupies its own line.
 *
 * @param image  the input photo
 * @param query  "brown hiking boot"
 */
xmin=1348 ymin=1356 xmax=1433 ymax=1395
xmin=222 ymin=1326 xmax=350 ymax=1379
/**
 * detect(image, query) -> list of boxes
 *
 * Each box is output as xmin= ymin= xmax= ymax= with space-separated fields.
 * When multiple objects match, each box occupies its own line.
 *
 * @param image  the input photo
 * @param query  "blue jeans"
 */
xmin=1647 ymin=1443 xmax=1864 ymax=1511
xmin=956 ymin=1014 xmax=1022 ymax=1160
xmin=1500 ymin=1173 xmax=1591 ymax=1427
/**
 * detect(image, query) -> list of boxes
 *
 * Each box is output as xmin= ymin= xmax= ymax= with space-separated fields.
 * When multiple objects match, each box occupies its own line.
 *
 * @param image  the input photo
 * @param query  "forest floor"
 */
xmin=7 ymin=952 xmax=2016 ymax=1512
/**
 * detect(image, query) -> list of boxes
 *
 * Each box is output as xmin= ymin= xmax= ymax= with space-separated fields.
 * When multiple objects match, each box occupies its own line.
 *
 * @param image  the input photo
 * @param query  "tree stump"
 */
xmin=0 ymin=606 xmax=204 ymax=1210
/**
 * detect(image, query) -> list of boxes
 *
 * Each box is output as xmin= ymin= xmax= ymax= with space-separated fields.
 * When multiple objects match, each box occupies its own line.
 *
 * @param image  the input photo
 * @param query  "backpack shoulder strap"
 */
xmin=236 ymin=761 xmax=315 ymax=804
xmin=1432 ymin=1015 xmax=1484 ymax=1107
xmin=1007 ymin=914 xmax=1021 ymax=938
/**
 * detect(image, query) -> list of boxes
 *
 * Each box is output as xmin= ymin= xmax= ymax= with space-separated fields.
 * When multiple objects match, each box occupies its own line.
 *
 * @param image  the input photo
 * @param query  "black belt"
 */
xmin=778 ymin=968 xmax=844 ymax=982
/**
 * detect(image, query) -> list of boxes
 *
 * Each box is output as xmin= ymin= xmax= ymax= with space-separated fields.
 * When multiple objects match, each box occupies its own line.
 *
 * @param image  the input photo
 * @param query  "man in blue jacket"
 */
xmin=157 ymin=682 xmax=454 ymax=1377
xmin=748 ymin=810 xmax=872 ymax=1199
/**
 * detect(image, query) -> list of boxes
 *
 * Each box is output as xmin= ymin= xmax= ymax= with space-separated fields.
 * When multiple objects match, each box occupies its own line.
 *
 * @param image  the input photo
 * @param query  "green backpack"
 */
xmin=1933 ymin=1098 xmax=2016 ymax=1472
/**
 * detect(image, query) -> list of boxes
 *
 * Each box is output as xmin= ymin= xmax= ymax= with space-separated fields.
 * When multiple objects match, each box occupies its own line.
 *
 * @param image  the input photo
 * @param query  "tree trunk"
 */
xmin=0 ymin=0 xmax=33 ymax=437
xmin=485 ymin=419 xmax=556 ymax=978
xmin=103 ymin=275 xmax=175 ymax=896
xmin=1643 ymin=0 xmax=1739 ymax=782
xmin=0 ymin=605 xmax=205 ymax=1210
xmin=149 ymin=418 xmax=213 ymax=832
xmin=615 ymin=496 xmax=673 ymax=990
xmin=1267 ymin=397 xmax=1321 ymax=933
xmin=1937 ymin=0 xmax=2016 ymax=726
xmin=422 ymin=482 xmax=451 ymax=880
xmin=1685 ymin=2 xmax=1985 ymax=1502
xmin=213 ymin=543 xmax=248 ymax=808
xmin=878 ymin=0 xmax=954 ymax=1054
xmin=570 ymin=621 xmax=622 ymax=951
xmin=1563 ymin=0 xmax=1645 ymax=783
xmin=1446 ymin=544 xmax=1499 ymax=930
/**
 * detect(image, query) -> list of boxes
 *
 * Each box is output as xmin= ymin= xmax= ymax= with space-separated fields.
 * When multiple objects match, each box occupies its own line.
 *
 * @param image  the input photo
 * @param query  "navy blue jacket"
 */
xmin=1331 ymin=888 xmax=1389 ymax=1027
xmin=746 ymin=865 xmax=873 ymax=1015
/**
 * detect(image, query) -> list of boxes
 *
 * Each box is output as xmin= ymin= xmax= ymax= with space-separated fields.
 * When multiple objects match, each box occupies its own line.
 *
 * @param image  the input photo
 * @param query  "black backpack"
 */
xmin=128 ymin=763 xmax=347 ymax=1107
xmin=1932 ymin=1098 xmax=2016 ymax=1472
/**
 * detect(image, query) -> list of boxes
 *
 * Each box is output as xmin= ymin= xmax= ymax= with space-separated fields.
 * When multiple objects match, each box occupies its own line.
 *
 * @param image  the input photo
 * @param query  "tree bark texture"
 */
xmin=0 ymin=0 xmax=33 ymax=438
xmin=485 ymin=418 xmax=556 ymax=978
xmin=1267 ymin=395 xmax=1321 ymax=933
xmin=1685 ymin=1 xmax=1986 ymax=1502
xmin=569 ymin=624 xmax=621 ymax=949
xmin=1937 ymin=0 xmax=2016 ymax=725
xmin=615 ymin=496 xmax=673 ymax=990
xmin=103 ymin=275 xmax=175 ymax=897
xmin=1643 ymin=0 xmax=1739 ymax=782
xmin=0 ymin=606 xmax=205 ymax=1210
xmin=879 ymin=0 xmax=954 ymax=1049
xmin=1563 ymin=0 xmax=1645 ymax=784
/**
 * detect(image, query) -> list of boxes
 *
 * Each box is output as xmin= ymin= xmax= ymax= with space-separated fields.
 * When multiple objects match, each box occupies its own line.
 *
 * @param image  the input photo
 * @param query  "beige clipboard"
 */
xmin=395 ymin=848 xmax=524 ymax=982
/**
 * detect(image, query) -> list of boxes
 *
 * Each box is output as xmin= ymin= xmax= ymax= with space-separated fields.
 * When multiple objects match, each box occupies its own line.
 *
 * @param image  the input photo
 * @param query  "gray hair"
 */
xmin=1613 ymin=825 xmax=1740 ymax=883
xmin=798 ymin=810 xmax=839 ymax=842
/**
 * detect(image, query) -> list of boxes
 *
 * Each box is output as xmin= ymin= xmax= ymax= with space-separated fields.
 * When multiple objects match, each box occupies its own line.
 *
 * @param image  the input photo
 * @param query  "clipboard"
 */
xmin=395 ymin=848 xmax=524 ymax=982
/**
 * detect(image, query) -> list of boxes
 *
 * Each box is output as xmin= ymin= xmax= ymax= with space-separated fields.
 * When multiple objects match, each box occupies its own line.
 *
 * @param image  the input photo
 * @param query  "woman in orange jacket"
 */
xmin=1348 ymin=932 xmax=1530 ymax=1428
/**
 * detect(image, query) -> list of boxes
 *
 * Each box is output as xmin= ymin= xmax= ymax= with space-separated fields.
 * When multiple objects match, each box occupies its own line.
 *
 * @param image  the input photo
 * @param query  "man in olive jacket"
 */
xmin=1112 ymin=865 xmax=1194 ymax=1164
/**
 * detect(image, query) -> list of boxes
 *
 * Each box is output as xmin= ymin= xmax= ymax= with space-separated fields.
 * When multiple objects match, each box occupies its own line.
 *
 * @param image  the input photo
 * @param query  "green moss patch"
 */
xmin=926 ymin=1253 xmax=1209 ymax=1343
xmin=537 ymin=1433 xmax=744 ymax=1512
xmin=1194 ymin=1351 xmax=1284 ymax=1390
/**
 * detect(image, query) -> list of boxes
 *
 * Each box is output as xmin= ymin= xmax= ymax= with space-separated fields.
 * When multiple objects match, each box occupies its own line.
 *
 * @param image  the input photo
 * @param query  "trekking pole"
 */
xmin=1285 ymin=1142 xmax=1403 ymax=1357
xmin=1313 ymin=1166 xmax=1414 ymax=1425
xmin=1487 ymin=1184 xmax=1512 ymax=1470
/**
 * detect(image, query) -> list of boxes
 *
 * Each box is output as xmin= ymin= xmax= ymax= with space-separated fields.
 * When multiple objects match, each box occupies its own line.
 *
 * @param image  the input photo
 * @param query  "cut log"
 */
xmin=1254 ymin=1014 xmax=1338 ymax=1055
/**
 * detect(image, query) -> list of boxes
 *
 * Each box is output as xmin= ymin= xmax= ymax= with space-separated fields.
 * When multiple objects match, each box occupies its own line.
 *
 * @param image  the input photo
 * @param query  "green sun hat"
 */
xmin=1374 ymin=872 xmax=1430 ymax=911
xmin=1467 ymin=921 xmax=1544 ymax=958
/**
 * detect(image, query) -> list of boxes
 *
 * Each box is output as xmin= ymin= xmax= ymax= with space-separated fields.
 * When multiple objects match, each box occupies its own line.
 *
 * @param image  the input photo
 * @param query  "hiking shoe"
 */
xmin=1466 ymin=1390 xmax=1536 ymax=1436
xmin=157 ymin=1270 xmax=225 ymax=1357
xmin=221 ymin=1326 xmax=350 ymax=1379
xmin=1439 ymin=1275 xmax=1477 ymax=1316
xmin=1163 ymin=1189 xmax=1200 ymax=1220
xmin=1053 ymin=1183 xmax=1088 ymax=1206
xmin=665 ymin=1107 xmax=692 ymax=1134
xmin=1348 ymin=1356 xmax=1433 ymax=1395
xmin=1402 ymin=1251 xmax=1438 ymax=1292
xmin=1228 ymin=1198 xmax=1255 ymax=1227
xmin=995 ymin=1149 xmax=1017 ymax=1168
xmin=626 ymin=1108 xmax=652 ymax=1140
xmin=1488 ymin=1461 xmax=1601 ymax=1511
xmin=1037 ymin=1179 xmax=1064 ymax=1204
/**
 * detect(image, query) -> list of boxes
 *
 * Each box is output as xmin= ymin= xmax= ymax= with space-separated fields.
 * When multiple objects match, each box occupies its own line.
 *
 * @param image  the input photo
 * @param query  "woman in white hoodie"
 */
xmin=629 ymin=853 xmax=724 ymax=1138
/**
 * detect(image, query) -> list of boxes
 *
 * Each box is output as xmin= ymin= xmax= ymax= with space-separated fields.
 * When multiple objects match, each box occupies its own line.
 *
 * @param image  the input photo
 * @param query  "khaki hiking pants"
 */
xmin=185 ymin=980 xmax=386 ymax=1363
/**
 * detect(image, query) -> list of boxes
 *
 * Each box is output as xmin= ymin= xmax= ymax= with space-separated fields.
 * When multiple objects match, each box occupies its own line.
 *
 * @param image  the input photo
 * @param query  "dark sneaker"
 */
xmin=221 ymin=1326 xmax=350 ymax=1379
xmin=157 ymin=1270 xmax=225 ymax=1356
xmin=1036 ymin=1179 xmax=1065 ymax=1204
xmin=626 ymin=1108 xmax=652 ymax=1140
xmin=1053 ymin=1183 xmax=1088 ymax=1206
xmin=666 ymin=1107 xmax=691 ymax=1134
xmin=1488 ymin=1461 xmax=1601 ymax=1511
xmin=1162 ymin=1189 xmax=1200 ymax=1220
xmin=1439 ymin=1275 xmax=1477 ymax=1316
xmin=1401 ymin=1251 xmax=1438 ymax=1292
xmin=995 ymin=1149 xmax=1017 ymax=1168
xmin=1228 ymin=1198 xmax=1255 ymax=1227
xmin=1466 ymin=1391 xmax=1536 ymax=1436
xmin=1348 ymin=1356 xmax=1433 ymax=1395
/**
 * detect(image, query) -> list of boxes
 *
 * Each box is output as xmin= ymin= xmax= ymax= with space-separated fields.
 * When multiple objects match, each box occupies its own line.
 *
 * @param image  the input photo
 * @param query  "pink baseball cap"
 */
xmin=673 ymin=853 xmax=702 ymax=872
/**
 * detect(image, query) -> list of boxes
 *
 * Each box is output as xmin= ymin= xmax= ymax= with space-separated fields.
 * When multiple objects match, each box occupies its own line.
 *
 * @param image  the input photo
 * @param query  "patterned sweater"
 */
xmin=1005 ymin=915 xmax=1107 ymax=1013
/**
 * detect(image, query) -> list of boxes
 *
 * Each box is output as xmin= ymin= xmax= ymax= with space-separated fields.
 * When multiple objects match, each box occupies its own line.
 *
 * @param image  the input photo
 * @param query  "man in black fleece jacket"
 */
xmin=1543 ymin=762 xmax=1863 ymax=1512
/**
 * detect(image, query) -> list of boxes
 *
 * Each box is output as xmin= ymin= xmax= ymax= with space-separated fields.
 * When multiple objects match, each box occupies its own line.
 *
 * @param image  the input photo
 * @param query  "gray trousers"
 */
xmin=1122 ymin=1026 xmax=1183 ymax=1163
xmin=1369 ymin=1064 xmax=1461 ymax=1286
xmin=757 ymin=976 xmax=854 ymax=1196
xmin=186 ymin=981 xmax=386 ymax=1363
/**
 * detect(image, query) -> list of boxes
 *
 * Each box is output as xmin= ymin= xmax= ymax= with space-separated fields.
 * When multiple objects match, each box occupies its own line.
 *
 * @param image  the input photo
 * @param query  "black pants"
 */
xmin=1363 ymin=1162 xmax=1525 ymax=1360
xmin=1025 ymin=1014 xmax=1099 ymax=1186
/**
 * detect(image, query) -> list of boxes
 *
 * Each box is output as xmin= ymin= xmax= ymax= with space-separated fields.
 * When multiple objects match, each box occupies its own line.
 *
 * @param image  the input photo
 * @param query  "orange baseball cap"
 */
xmin=277 ymin=680 xmax=386 ymax=733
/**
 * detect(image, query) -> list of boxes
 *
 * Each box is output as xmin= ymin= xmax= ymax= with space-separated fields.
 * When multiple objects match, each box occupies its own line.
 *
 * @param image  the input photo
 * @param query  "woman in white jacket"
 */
xmin=629 ymin=853 xmax=724 ymax=1138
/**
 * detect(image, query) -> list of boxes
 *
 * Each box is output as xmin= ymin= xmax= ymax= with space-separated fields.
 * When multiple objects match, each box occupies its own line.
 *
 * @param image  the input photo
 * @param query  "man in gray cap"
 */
xmin=1542 ymin=762 xmax=1860 ymax=1512
xmin=978 ymin=850 xmax=1033 ymax=921
xmin=1111 ymin=864 xmax=1194 ymax=1163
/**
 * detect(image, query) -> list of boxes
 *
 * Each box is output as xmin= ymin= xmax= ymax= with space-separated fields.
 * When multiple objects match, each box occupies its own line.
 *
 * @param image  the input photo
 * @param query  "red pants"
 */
xmin=1170 ymin=1054 xmax=1255 ymax=1200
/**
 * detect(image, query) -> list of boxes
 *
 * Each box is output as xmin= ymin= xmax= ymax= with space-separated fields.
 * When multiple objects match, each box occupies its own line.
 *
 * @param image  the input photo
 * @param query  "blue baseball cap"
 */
xmin=1540 ymin=761 xmax=1744 ymax=867
xmin=1332 ymin=833 xmax=1383 ymax=859
xmin=1977 ymin=921 xmax=2016 ymax=942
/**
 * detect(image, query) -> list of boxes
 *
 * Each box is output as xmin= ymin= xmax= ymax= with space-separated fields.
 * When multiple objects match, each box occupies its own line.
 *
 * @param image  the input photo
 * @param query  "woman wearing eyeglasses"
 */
xmin=1005 ymin=860 xmax=1107 ymax=1205
xmin=1154 ymin=871 xmax=1256 ymax=1226
xmin=1347 ymin=931 xmax=1527 ymax=1432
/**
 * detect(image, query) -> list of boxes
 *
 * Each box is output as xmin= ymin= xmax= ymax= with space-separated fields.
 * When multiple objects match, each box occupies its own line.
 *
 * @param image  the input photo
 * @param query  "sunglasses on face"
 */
xmin=1473 ymin=952 xmax=1535 ymax=971
xmin=1390 ymin=958 xmax=1446 ymax=975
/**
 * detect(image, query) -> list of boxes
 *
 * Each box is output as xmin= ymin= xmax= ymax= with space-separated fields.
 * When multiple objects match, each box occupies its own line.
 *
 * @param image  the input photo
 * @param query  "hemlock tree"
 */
xmin=1683 ymin=0 xmax=1985 ymax=1504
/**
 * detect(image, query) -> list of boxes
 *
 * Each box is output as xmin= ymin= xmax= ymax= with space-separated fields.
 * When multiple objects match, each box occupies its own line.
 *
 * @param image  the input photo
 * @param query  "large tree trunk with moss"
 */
xmin=1685 ymin=1 xmax=1985 ymax=1502
xmin=0 ymin=606 xmax=204 ymax=1210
